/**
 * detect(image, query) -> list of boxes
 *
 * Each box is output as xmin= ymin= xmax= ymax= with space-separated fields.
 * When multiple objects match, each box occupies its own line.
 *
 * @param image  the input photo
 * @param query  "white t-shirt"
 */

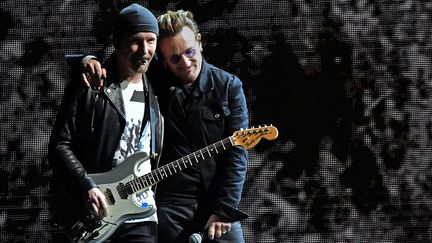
xmin=112 ymin=79 xmax=157 ymax=223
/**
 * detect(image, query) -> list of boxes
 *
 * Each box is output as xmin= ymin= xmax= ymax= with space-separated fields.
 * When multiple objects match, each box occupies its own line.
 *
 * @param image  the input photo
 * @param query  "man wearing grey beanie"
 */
xmin=49 ymin=3 xmax=162 ymax=243
xmin=81 ymin=4 xmax=250 ymax=243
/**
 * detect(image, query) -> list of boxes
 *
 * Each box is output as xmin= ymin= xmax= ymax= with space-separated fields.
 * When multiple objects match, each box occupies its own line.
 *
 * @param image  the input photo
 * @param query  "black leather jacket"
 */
xmin=49 ymin=55 xmax=164 ymax=194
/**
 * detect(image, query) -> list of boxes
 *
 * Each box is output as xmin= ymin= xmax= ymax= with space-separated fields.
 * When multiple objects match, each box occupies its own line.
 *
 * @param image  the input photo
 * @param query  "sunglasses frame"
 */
xmin=168 ymin=47 xmax=197 ymax=64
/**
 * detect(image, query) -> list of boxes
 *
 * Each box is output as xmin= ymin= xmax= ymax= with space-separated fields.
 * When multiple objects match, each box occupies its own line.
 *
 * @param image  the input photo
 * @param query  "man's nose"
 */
xmin=179 ymin=54 xmax=192 ymax=66
xmin=139 ymin=42 xmax=151 ymax=55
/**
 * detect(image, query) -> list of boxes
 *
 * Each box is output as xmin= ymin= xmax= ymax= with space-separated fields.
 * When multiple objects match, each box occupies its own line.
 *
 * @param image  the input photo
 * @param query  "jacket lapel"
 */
xmin=104 ymin=82 xmax=126 ymax=120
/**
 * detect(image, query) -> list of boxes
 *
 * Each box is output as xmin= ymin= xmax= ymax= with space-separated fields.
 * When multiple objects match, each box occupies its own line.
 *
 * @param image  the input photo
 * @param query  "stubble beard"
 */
xmin=132 ymin=61 xmax=147 ymax=74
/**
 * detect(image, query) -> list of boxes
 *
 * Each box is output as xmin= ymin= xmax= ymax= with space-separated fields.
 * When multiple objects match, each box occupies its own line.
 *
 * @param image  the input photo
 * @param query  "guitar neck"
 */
xmin=125 ymin=136 xmax=234 ymax=194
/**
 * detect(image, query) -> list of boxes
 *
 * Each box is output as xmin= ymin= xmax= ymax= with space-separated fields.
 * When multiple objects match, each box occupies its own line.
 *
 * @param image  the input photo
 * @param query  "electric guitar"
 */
xmin=58 ymin=125 xmax=279 ymax=242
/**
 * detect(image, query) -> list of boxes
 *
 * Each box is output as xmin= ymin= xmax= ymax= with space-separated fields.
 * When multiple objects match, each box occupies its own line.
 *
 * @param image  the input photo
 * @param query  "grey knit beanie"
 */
xmin=115 ymin=3 xmax=159 ymax=36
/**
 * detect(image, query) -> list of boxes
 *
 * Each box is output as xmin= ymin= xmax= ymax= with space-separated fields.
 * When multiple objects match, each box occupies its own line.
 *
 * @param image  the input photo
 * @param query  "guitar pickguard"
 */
xmin=130 ymin=157 xmax=155 ymax=210
xmin=132 ymin=190 xmax=154 ymax=209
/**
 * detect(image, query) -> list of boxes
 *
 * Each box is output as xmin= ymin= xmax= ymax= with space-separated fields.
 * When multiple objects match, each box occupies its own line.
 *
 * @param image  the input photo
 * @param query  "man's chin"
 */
xmin=134 ymin=64 xmax=147 ymax=74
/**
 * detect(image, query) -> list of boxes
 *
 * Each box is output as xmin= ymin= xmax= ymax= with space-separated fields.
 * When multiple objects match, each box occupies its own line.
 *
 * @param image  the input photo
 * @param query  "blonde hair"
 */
xmin=157 ymin=10 xmax=200 ymax=38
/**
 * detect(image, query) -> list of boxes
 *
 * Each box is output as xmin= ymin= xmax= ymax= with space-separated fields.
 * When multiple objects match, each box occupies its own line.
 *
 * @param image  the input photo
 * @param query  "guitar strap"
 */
xmin=141 ymin=73 xmax=150 ymax=132
xmin=140 ymin=74 xmax=156 ymax=159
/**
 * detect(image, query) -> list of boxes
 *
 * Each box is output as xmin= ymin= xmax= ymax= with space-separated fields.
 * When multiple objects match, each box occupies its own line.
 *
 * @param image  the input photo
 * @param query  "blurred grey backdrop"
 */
xmin=1 ymin=0 xmax=431 ymax=242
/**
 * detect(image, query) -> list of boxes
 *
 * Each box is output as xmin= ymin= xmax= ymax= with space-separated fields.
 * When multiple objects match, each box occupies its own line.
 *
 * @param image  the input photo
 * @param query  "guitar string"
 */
xmin=79 ymin=127 xmax=273 ymax=238
xmin=115 ymin=136 xmax=236 ymax=195
xmin=114 ymin=127 xmax=274 ymax=195
xmin=116 ymin=138 xmax=231 ymax=193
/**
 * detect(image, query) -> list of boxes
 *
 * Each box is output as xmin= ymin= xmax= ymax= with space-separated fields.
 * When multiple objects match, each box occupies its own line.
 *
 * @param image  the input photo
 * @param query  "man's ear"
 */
xmin=196 ymin=33 xmax=203 ymax=51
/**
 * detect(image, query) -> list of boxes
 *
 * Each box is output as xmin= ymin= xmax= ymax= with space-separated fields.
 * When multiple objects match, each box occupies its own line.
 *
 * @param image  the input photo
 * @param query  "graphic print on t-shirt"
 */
xmin=111 ymin=80 xmax=156 ymax=222
xmin=113 ymin=80 xmax=150 ymax=166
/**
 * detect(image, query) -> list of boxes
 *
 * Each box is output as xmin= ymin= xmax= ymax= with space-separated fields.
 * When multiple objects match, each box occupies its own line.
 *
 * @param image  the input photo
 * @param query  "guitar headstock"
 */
xmin=231 ymin=125 xmax=279 ymax=149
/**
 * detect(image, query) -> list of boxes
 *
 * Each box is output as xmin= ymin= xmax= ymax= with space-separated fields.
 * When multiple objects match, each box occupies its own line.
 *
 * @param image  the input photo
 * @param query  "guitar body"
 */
xmin=52 ymin=125 xmax=278 ymax=243
xmin=53 ymin=152 xmax=156 ymax=243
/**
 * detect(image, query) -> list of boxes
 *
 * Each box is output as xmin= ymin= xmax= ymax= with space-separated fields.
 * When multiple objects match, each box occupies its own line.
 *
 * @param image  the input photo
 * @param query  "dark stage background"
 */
xmin=2 ymin=0 xmax=432 ymax=242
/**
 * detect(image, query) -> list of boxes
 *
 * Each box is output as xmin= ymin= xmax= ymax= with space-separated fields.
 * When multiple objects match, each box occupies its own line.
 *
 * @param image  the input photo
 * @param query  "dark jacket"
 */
xmin=49 ymin=54 xmax=164 ymax=199
xmin=151 ymin=59 xmax=248 ymax=221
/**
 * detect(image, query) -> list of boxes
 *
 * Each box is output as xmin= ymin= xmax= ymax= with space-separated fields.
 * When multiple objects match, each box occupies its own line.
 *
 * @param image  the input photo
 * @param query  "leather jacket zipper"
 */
xmin=91 ymin=93 xmax=99 ymax=133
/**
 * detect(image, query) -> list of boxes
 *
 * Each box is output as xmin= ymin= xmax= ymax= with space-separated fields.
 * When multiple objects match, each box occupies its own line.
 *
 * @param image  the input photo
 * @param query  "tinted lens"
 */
xmin=169 ymin=55 xmax=181 ymax=64
xmin=184 ymin=48 xmax=196 ymax=58
xmin=168 ymin=47 xmax=197 ymax=64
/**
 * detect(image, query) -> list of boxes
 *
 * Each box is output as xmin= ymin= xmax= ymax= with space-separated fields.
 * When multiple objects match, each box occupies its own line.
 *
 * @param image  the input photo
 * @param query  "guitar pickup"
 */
xmin=105 ymin=188 xmax=115 ymax=204
xmin=116 ymin=182 xmax=131 ymax=199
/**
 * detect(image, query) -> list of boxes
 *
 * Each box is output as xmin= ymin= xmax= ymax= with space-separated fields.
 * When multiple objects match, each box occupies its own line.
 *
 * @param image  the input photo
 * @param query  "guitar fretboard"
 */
xmin=123 ymin=136 xmax=233 ymax=195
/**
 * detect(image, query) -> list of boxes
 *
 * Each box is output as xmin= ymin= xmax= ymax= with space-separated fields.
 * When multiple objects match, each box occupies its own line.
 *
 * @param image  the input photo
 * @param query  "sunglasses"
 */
xmin=168 ymin=47 xmax=197 ymax=64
